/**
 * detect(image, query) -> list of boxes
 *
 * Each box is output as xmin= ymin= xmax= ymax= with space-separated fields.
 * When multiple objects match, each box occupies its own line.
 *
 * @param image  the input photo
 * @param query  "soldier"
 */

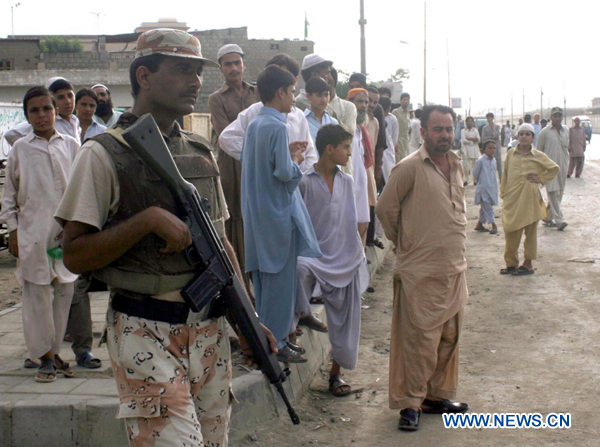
xmin=208 ymin=44 xmax=259 ymax=297
xmin=56 ymin=29 xmax=276 ymax=446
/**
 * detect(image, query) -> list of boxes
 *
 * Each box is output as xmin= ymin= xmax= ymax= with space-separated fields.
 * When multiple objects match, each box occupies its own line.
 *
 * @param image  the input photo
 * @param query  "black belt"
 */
xmin=112 ymin=292 xmax=205 ymax=325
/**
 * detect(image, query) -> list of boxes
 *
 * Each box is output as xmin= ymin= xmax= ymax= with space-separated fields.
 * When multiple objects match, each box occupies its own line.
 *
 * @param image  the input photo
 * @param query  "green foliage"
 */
xmin=335 ymin=69 xmax=350 ymax=99
xmin=386 ymin=68 xmax=410 ymax=83
xmin=41 ymin=36 xmax=83 ymax=54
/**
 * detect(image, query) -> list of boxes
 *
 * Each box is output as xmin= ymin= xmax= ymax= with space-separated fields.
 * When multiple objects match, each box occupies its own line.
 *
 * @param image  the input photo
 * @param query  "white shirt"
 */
xmin=93 ymin=110 xmax=123 ymax=128
xmin=0 ymin=131 xmax=79 ymax=285
xmin=383 ymin=114 xmax=399 ymax=182
xmin=409 ymin=118 xmax=423 ymax=153
xmin=351 ymin=127 xmax=370 ymax=223
xmin=328 ymin=95 xmax=357 ymax=136
xmin=82 ymin=121 xmax=107 ymax=141
xmin=218 ymin=102 xmax=317 ymax=172
xmin=4 ymin=114 xmax=81 ymax=146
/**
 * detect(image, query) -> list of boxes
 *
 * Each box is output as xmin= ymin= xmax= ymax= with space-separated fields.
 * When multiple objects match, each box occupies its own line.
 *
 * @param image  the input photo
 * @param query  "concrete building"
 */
xmin=0 ymin=22 xmax=314 ymax=113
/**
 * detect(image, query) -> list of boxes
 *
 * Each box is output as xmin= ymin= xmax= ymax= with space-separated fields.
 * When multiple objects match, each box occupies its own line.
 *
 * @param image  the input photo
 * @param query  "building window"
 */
xmin=301 ymin=46 xmax=308 ymax=51
xmin=270 ymin=44 xmax=279 ymax=50
xmin=0 ymin=59 xmax=14 ymax=71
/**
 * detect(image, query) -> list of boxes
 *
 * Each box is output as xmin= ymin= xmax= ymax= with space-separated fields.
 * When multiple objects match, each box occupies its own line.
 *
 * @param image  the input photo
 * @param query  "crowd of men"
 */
xmin=0 ymin=26 xmax=587 ymax=443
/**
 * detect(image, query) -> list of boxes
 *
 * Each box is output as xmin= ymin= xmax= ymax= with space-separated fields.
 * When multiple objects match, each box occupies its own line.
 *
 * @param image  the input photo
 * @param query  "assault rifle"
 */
xmin=122 ymin=114 xmax=300 ymax=425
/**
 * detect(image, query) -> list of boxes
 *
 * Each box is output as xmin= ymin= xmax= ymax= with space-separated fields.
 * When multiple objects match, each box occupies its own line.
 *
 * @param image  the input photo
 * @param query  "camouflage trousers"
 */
xmin=106 ymin=303 xmax=232 ymax=447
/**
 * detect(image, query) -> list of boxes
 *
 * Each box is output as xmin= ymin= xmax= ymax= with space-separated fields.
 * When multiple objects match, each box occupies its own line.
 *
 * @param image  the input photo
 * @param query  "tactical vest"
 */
xmin=91 ymin=117 xmax=221 ymax=295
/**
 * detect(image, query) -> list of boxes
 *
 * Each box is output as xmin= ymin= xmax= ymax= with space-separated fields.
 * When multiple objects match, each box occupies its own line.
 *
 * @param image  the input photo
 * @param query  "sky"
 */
xmin=2 ymin=0 xmax=598 ymax=117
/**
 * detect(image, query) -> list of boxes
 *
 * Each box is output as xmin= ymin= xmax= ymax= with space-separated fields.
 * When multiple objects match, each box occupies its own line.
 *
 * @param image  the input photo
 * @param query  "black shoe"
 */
xmin=398 ymin=408 xmax=421 ymax=431
xmin=421 ymin=399 xmax=469 ymax=414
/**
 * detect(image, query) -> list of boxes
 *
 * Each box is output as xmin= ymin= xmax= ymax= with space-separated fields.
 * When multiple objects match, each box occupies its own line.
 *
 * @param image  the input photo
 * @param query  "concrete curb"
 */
xmin=0 ymin=243 xmax=390 ymax=446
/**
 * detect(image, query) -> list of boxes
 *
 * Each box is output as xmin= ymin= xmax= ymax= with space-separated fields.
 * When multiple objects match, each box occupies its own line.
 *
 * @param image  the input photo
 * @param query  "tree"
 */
xmin=335 ymin=69 xmax=351 ymax=99
xmin=41 ymin=36 xmax=83 ymax=53
xmin=387 ymin=68 xmax=410 ymax=83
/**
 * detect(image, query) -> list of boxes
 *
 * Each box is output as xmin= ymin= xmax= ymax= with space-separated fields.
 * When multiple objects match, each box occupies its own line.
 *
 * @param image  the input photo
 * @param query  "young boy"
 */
xmin=0 ymin=87 xmax=79 ymax=382
xmin=304 ymin=76 xmax=339 ymax=146
xmin=75 ymin=88 xmax=106 ymax=142
xmin=473 ymin=140 xmax=499 ymax=234
xmin=500 ymin=123 xmax=559 ymax=276
xmin=297 ymin=124 xmax=369 ymax=396
xmin=4 ymin=77 xmax=80 ymax=145
xmin=241 ymin=65 xmax=321 ymax=363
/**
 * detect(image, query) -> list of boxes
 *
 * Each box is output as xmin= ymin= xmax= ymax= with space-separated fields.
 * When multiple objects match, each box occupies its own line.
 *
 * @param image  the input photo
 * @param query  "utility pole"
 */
xmin=522 ymin=88 xmax=525 ymax=117
xmin=540 ymin=88 xmax=543 ymax=119
xmin=423 ymin=2 xmax=427 ymax=106
xmin=446 ymin=38 xmax=451 ymax=107
xmin=359 ymin=0 xmax=367 ymax=74
xmin=511 ymin=92 xmax=513 ymax=125
xmin=11 ymin=3 xmax=20 ymax=38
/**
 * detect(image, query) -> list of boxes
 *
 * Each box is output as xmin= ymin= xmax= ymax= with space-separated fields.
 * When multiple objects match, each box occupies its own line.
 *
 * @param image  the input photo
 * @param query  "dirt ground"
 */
xmin=233 ymin=151 xmax=600 ymax=446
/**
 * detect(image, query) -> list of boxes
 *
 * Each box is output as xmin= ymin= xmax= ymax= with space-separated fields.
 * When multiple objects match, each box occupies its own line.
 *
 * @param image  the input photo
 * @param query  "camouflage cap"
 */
xmin=550 ymin=106 xmax=563 ymax=116
xmin=135 ymin=28 xmax=218 ymax=68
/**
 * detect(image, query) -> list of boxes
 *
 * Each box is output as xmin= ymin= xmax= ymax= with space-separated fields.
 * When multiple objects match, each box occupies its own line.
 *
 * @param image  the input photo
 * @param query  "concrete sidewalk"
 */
xmin=0 ymin=243 xmax=389 ymax=446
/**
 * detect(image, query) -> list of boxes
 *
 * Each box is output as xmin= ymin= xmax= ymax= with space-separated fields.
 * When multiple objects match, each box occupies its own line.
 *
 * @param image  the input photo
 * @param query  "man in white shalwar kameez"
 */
xmin=536 ymin=107 xmax=569 ymax=231
xmin=296 ymin=124 xmax=369 ymax=396
xmin=346 ymin=89 xmax=372 ymax=246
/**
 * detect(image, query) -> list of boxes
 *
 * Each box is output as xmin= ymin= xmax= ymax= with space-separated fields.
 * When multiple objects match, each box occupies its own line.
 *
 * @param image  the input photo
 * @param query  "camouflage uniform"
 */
xmin=58 ymin=29 xmax=232 ymax=446
xmin=107 ymin=308 xmax=232 ymax=447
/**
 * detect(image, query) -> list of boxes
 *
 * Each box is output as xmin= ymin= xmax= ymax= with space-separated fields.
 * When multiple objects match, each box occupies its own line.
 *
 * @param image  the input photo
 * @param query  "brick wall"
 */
xmin=0 ymin=40 xmax=41 ymax=70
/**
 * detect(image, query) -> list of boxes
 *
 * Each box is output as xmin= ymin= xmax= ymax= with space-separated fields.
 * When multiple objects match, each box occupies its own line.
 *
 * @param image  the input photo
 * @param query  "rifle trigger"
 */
xmin=185 ymin=246 xmax=202 ymax=266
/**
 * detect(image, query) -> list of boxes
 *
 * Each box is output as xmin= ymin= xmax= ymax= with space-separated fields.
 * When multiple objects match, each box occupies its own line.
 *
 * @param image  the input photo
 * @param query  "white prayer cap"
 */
xmin=91 ymin=84 xmax=110 ymax=92
xmin=45 ymin=77 xmax=68 ymax=89
xmin=216 ymin=44 xmax=244 ymax=63
xmin=518 ymin=123 xmax=535 ymax=134
xmin=301 ymin=54 xmax=333 ymax=71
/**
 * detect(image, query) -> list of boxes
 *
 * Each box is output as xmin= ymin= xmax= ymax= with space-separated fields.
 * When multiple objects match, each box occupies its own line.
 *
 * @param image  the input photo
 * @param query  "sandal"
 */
xmin=55 ymin=355 xmax=75 ymax=378
xmin=276 ymin=345 xmax=307 ymax=364
xmin=500 ymin=266 xmax=517 ymax=275
xmin=329 ymin=374 xmax=352 ymax=397
xmin=35 ymin=364 xmax=57 ymax=383
xmin=295 ymin=326 xmax=304 ymax=337
xmin=475 ymin=225 xmax=490 ymax=232
xmin=309 ymin=297 xmax=325 ymax=305
xmin=512 ymin=266 xmax=534 ymax=276
xmin=76 ymin=351 xmax=102 ymax=369
xmin=24 ymin=358 xmax=40 ymax=369
xmin=286 ymin=341 xmax=306 ymax=354
xmin=298 ymin=314 xmax=328 ymax=333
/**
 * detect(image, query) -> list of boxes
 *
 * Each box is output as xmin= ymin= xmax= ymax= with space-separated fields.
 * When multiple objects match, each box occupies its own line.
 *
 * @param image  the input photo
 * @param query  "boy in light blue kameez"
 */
xmin=473 ymin=140 xmax=499 ymax=234
xmin=241 ymin=65 xmax=321 ymax=364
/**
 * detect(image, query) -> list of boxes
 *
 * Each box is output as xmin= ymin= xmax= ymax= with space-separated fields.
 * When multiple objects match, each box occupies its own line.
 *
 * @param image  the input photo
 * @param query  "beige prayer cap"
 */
xmin=135 ymin=28 xmax=218 ymax=67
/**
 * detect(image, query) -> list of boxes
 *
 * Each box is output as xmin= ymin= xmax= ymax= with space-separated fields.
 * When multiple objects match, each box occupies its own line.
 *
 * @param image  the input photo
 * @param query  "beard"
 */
xmin=356 ymin=109 xmax=368 ymax=125
xmin=95 ymin=98 xmax=113 ymax=116
xmin=425 ymin=134 xmax=452 ymax=154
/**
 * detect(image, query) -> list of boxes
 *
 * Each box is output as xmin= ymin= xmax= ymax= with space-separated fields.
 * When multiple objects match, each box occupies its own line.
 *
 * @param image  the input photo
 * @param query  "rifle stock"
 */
xmin=122 ymin=114 xmax=300 ymax=425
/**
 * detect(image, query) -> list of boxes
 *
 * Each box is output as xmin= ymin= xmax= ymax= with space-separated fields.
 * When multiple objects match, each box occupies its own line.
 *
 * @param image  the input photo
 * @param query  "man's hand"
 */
xmin=289 ymin=141 xmax=307 ymax=165
xmin=240 ymin=323 xmax=279 ymax=370
xmin=147 ymin=207 xmax=192 ymax=253
xmin=8 ymin=229 xmax=18 ymax=258
xmin=526 ymin=173 xmax=541 ymax=184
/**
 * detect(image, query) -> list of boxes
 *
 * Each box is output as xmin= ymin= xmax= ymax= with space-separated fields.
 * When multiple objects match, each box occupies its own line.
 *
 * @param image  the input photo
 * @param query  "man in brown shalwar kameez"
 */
xmin=208 ymin=44 xmax=259 ymax=293
xmin=376 ymin=104 xmax=469 ymax=431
